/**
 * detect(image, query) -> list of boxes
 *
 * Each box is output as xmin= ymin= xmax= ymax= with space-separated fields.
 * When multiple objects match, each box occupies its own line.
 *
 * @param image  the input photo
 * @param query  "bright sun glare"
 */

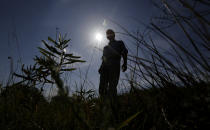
xmin=95 ymin=33 xmax=103 ymax=42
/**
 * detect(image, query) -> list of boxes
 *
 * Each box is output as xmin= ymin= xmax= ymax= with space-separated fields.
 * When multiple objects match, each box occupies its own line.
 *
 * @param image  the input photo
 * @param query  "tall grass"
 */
xmin=116 ymin=0 xmax=210 ymax=129
xmin=123 ymin=0 xmax=210 ymax=90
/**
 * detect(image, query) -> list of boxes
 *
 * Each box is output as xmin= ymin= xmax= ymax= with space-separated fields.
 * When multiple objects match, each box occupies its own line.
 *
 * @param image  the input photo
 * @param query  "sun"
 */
xmin=95 ymin=32 xmax=103 ymax=42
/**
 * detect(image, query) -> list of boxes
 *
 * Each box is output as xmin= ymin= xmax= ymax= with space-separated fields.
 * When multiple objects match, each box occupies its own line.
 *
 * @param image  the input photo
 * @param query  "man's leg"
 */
xmin=108 ymin=68 xmax=120 ymax=123
xmin=99 ymin=70 xmax=109 ymax=98
xmin=108 ymin=69 xmax=120 ymax=97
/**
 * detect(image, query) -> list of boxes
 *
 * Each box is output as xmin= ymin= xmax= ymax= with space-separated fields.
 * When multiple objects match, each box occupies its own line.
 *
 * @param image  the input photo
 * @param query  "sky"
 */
xmin=0 ymin=0 xmax=160 ymax=93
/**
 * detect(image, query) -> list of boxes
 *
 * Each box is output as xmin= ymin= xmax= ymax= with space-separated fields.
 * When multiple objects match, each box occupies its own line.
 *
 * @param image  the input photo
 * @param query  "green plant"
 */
xmin=14 ymin=34 xmax=85 ymax=96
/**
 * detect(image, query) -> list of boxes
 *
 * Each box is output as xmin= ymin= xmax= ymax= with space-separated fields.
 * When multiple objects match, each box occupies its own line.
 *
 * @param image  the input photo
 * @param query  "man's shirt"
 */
xmin=102 ymin=40 xmax=128 ymax=67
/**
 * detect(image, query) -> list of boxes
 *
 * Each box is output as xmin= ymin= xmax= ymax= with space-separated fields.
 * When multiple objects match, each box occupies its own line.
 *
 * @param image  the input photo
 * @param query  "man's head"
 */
xmin=106 ymin=29 xmax=115 ymax=41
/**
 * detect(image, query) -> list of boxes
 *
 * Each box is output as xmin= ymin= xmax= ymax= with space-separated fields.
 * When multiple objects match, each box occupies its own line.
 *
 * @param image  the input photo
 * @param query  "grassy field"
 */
xmin=0 ymin=82 xmax=210 ymax=129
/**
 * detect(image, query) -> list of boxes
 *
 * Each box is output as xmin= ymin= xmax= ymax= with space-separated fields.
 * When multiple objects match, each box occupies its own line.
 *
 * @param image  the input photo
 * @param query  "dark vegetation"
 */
xmin=0 ymin=0 xmax=210 ymax=129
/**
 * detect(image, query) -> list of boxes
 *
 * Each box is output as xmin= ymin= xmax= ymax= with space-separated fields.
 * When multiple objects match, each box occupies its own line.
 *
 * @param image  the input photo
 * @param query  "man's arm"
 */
xmin=122 ymin=52 xmax=127 ymax=72
xmin=121 ymin=41 xmax=128 ymax=72
xmin=98 ymin=56 xmax=105 ymax=74
xmin=98 ymin=47 xmax=106 ymax=74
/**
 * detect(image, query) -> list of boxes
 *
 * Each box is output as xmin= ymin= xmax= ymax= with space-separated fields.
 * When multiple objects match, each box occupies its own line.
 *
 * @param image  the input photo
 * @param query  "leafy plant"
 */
xmin=14 ymin=34 xmax=85 ymax=96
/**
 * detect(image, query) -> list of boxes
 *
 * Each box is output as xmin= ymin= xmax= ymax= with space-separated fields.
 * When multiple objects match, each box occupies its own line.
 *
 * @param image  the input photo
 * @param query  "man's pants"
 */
xmin=99 ymin=66 xmax=120 ymax=98
xmin=99 ymin=66 xmax=120 ymax=123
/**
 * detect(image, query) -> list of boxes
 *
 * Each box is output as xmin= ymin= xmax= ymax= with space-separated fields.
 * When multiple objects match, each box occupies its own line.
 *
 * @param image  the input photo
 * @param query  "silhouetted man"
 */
xmin=99 ymin=29 xmax=128 ymax=98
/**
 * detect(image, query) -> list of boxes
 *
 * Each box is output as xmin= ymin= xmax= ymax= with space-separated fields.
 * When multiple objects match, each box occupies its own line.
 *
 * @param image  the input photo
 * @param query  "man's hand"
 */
xmin=98 ymin=65 xmax=103 ymax=74
xmin=98 ymin=68 xmax=102 ymax=74
xmin=122 ymin=64 xmax=127 ymax=72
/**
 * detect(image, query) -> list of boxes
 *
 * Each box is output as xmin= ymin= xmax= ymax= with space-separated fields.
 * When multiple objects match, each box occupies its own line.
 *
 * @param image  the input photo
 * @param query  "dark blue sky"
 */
xmin=0 ymin=0 xmax=159 ymax=91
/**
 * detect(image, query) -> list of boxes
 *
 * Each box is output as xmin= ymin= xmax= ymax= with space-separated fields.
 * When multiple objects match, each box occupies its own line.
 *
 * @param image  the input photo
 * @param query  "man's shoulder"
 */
xmin=115 ymin=40 xmax=126 ymax=48
xmin=115 ymin=40 xmax=124 ymax=44
xmin=116 ymin=40 xmax=125 ymax=48
xmin=104 ymin=40 xmax=125 ymax=49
